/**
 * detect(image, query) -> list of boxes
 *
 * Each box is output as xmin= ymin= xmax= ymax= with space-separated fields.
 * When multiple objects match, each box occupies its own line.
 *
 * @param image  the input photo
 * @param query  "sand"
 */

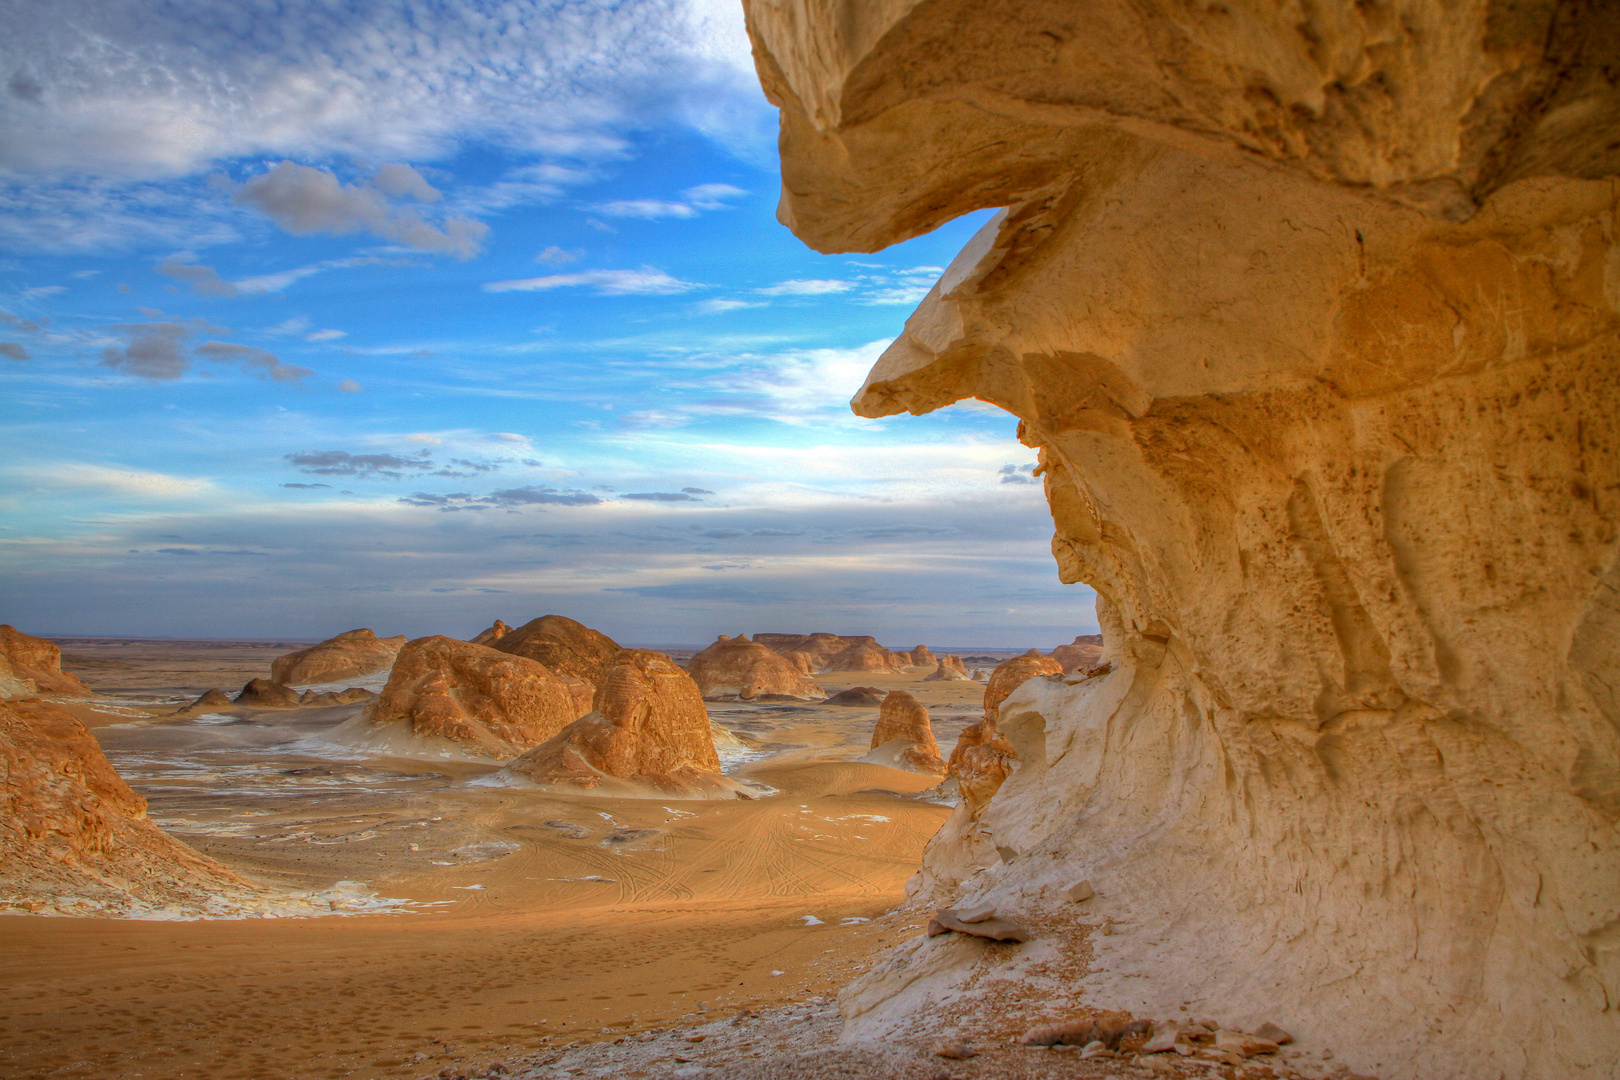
xmin=0 ymin=643 xmax=1016 ymax=1080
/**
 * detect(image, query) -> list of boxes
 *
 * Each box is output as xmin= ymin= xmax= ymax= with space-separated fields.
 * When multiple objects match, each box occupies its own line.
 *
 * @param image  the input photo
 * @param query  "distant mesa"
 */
xmin=908 ymin=645 xmax=936 ymax=668
xmin=497 ymin=649 xmax=743 ymax=798
xmin=469 ymin=619 xmax=511 ymax=647
xmin=1049 ymin=633 xmax=1105 ymax=674
xmin=860 ymin=690 xmax=947 ymax=775
xmin=924 ymin=655 xmax=972 ymax=682
xmin=233 ymin=678 xmax=302 ymax=708
xmin=686 ymin=634 xmax=824 ymax=701
xmin=826 ymin=686 xmax=886 ymax=707
xmin=490 ymin=614 xmax=620 ymax=711
xmin=0 ymin=625 xmax=93 ymax=700
xmin=357 ymin=636 xmax=578 ymax=759
xmin=270 ymin=628 xmax=406 ymax=687
xmin=822 ymin=640 xmax=906 ymax=674
xmin=984 ymin=650 xmax=1064 ymax=723
xmin=1 ymin=698 xmax=250 ymax=914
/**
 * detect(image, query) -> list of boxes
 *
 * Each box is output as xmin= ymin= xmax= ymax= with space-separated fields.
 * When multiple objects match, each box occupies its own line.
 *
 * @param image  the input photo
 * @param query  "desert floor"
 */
xmin=0 ymin=640 xmax=1017 ymax=1080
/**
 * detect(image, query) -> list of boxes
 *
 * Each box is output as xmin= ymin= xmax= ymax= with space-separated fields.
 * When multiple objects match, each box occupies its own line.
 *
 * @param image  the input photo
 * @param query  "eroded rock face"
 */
xmin=908 ymin=645 xmax=935 ymax=668
xmin=1049 ymin=634 xmax=1103 ymax=674
xmin=923 ymin=655 xmax=970 ymax=681
xmin=270 ymin=628 xmax=405 ymax=686
xmin=1 ymin=699 xmax=248 ymax=912
xmin=863 ymin=690 xmax=946 ymax=775
xmin=469 ymin=619 xmax=510 ymax=647
xmin=366 ymin=636 xmax=578 ymax=758
xmin=686 ymin=634 xmax=824 ymax=701
xmin=491 ymin=614 xmax=621 ymax=689
xmin=745 ymin=2 xmax=1620 ymax=1076
xmin=234 ymin=678 xmax=301 ymax=708
xmin=823 ymin=641 xmax=905 ymax=673
xmin=0 ymin=626 xmax=92 ymax=699
xmin=982 ymin=651 xmax=1063 ymax=723
xmin=501 ymin=649 xmax=734 ymax=797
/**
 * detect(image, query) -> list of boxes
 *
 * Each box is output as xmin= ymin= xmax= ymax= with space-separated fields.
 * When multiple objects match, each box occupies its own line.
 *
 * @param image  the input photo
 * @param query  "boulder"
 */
xmin=1049 ymin=634 xmax=1104 ymax=674
xmin=270 ymin=628 xmax=405 ymax=686
xmin=825 ymin=686 xmax=885 ymax=707
xmin=823 ymin=641 xmax=904 ymax=673
xmin=686 ymin=634 xmax=824 ymax=701
xmin=233 ymin=678 xmax=301 ymax=708
xmin=491 ymin=614 xmax=621 ymax=689
xmin=983 ymin=651 xmax=1063 ymax=722
xmin=861 ymin=690 xmax=946 ymax=775
xmin=469 ymin=619 xmax=510 ymax=647
xmin=908 ymin=645 xmax=935 ymax=668
xmin=0 ymin=698 xmax=249 ymax=912
xmin=499 ymin=649 xmax=737 ymax=797
xmin=747 ymin=1 xmax=1620 ymax=1074
xmin=365 ymin=636 xmax=578 ymax=758
xmin=924 ymin=655 xmax=971 ymax=681
xmin=0 ymin=626 xmax=92 ymax=699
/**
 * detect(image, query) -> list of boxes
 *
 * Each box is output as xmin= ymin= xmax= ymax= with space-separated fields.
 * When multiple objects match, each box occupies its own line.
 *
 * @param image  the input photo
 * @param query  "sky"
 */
xmin=0 ymin=0 xmax=1098 ymax=647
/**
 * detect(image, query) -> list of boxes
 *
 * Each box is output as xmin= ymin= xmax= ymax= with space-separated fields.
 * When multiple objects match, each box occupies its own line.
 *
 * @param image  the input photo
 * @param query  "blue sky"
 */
xmin=0 ymin=0 xmax=1098 ymax=646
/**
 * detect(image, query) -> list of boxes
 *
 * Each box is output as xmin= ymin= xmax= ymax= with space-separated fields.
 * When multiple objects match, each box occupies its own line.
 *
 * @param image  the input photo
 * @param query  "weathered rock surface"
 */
xmin=746 ymin=2 xmax=1620 ymax=1076
xmin=825 ymin=686 xmax=886 ymax=707
xmin=907 ymin=645 xmax=935 ymax=668
xmin=491 ymin=614 xmax=621 ymax=689
xmin=982 ymin=651 xmax=1063 ymax=723
xmin=756 ymin=632 xmax=901 ymax=673
xmin=363 ymin=636 xmax=578 ymax=759
xmin=469 ymin=619 xmax=511 ymax=647
xmin=823 ymin=641 xmax=905 ymax=673
xmin=270 ymin=628 xmax=405 ymax=686
xmin=500 ymin=649 xmax=737 ymax=797
xmin=1049 ymin=634 xmax=1104 ymax=674
xmin=0 ymin=626 xmax=92 ymax=699
xmin=686 ymin=634 xmax=824 ymax=701
xmin=1 ymin=698 xmax=249 ymax=912
xmin=299 ymin=687 xmax=376 ymax=707
xmin=172 ymin=688 xmax=233 ymax=716
xmin=233 ymin=678 xmax=301 ymax=708
xmin=861 ymin=690 xmax=946 ymax=775
xmin=923 ymin=655 xmax=971 ymax=681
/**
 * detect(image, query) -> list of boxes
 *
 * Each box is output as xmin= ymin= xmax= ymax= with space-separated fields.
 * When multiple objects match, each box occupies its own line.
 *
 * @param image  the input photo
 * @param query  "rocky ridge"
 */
xmin=270 ymin=628 xmax=405 ymax=686
xmin=0 ymin=626 xmax=92 ymax=699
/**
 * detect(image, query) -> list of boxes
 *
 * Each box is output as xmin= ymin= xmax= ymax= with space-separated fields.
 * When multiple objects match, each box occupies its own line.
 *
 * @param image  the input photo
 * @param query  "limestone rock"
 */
xmin=983 ymin=651 xmax=1064 ymax=723
xmin=925 ymin=907 xmax=1029 ymax=942
xmin=366 ymin=636 xmax=577 ymax=759
xmin=301 ymin=687 xmax=376 ymax=707
xmin=491 ymin=614 xmax=621 ymax=689
xmin=0 ymin=626 xmax=92 ymax=699
xmin=908 ymin=645 xmax=935 ymax=668
xmin=1050 ymin=634 xmax=1104 ymax=674
xmin=1253 ymin=1022 xmax=1293 ymax=1046
xmin=825 ymin=686 xmax=885 ymax=707
xmin=823 ymin=641 xmax=905 ymax=673
xmin=173 ymin=688 xmax=233 ymax=716
xmin=686 ymin=634 xmax=824 ymax=701
xmin=746 ymin=1 xmax=1620 ymax=1075
xmin=469 ymin=619 xmax=511 ymax=647
xmin=270 ymin=628 xmax=405 ymax=686
xmin=1022 ymin=1014 xmax=1149 ymax=1049
xmin=1065 ymin=879 xmax=1095 ymax=903
xmin=500 ymin=650 xmax=737 ymax=797
xmin=861 ymin=690 xmax=946 ymax=775
xmin=758 ymin=632 xmax=852 ymax=671
xmin=923 ymin=655 xmax=971 ymax=681
xmin=234 ymin=678 xmax=301 ymax=708
xmin=0 ymin=699 xmax=249 ymax=911
xmin=944 ymin=717 xmax=1018 ymax=817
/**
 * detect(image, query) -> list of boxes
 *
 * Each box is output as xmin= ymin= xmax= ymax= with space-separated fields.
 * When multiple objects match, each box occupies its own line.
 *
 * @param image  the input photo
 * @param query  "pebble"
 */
xmin=1065 ymin=879 xmax=1095 ymax=902
xmin=934 ymin=1040 xmax=977 ymax=1059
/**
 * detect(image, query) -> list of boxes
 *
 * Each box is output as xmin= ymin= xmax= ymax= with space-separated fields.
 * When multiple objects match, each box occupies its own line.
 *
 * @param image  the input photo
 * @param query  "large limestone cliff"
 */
xmin=744 ymin=2 xmax=1620 ymax=1078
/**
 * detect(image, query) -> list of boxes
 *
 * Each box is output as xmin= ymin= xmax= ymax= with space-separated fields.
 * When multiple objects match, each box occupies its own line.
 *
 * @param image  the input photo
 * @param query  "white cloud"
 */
xmin=483 ymin=268 xmax=698 ymax=296
xmin=696 ymin=298 xmax=761 ymax=314
xmin=536 ymin=245 xmax=582 ymax=266
xmin=21 ymin=463 xmax=215 ymax=499
xmin=20 ymin=285 xmax=65 ymax=299
xmin=337 ymin=379 xmax=363 ymax=393
xmin=596 ymin=199 xmax=698 ymax=220
xmin=305 ymin=329 xmax=346 ymax=342
xmin=757 ymin=279 xmax=852 ymax=296
xmin=682 ymin=183 xmax=746 ymax=208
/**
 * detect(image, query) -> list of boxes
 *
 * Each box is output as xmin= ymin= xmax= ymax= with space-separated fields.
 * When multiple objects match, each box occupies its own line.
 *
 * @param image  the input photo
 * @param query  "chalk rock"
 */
xmin=500 ymin=649 xmax=737 ymax=797
xmin=234 ymin=678 xmax=301 ymax=708
xmin=926 ymin=907 xmax=1029 ymax=942
xmin=1065 ymin=879 xmax=1095 ymax=903
xmin=302 ymin=687 xmax=376 ymax=707
xmin=1141 ymin=1022 xmax=1179 ymax=1054
xmin=367 ymin=636 xmax=577 ymax=758
xmin=686 ymin=634 xmax=824 ymax=701
xmin=923 ymin=654 xmax=971 ymax=681
xmin=173 ymin=688 xmax=233 ymax=716
xmin=756 ymin=632 xmax=851 ymax=671
xmin=1215 ymin=1031 xmax=1280 ymax=1057
xmin=1253 ymin=1022 xmax=1293 ymax=1046
xmin=491 ymin=614 xmax=621 ymax=690
xmin=0 ymin=699 xmax=249 ymax=911
xmin=861 ymin=690 xmax=947 ymax=775
xmin=1049 ymin=635 xmax=1104 ymax=674
xmin=934 ymin=1040 xmax=976 ymax=1060
xmin=469 ymin=619 xmax=511 ymax=647
xmin=746 ymin=1 xmax=1620 ymax=1076
xmin=822 ymin=641 xmax=905 ymax=673
xmin=908 ymin=645 xmax=935 ymax=668
xmin=1022 ymin=1014 xmax=1148 ymax=1048
xmin=825 ymin=686 xmax=886 ymax=707
xmin=983 ymin=651 xmax=1063 ymax=723
xmin=944 ymin=717 xmax=1018 ymax=816
xmin=271 ymin=628 xmax=405 ymax=686
xmin=0 ymin=626 xmax=92 ymax=699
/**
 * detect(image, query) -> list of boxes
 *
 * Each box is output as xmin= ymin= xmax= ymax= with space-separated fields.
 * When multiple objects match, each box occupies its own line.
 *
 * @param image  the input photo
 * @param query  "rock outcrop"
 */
xmin=923 ymin=655 xmax=971 ymax=681
xmin=823 ymin=641 xmax=905 ymax=673
xmin=1049 ymin=634 xmax=1104 ymax=674
xmin=299 ymin=687 xmax=376 ymax=707
xmin=1 ymin=698 xmax=249 ymax=913
xmin=0 ymin=626 xmax=92 ymax=699
xmin=469 ymin=619 xmax=510 ymax=647
xmin=491 ymin=614 xmax=620 ymax=711
xmin=861 ymin=690 xmax=946 ymax=775
xmin=173 ymin=688 xmax=233 ymax=716
xmin=907 ymin=645 xmax=935 ymax=668
xmin=270 ymin=628 xmax=405 ymax=686
xmin=500 ymin=649 xmax=737 ymax=797
xmin=362 ymin=636 xmax=578 ymax=759
xmin=982 ymin=651 xmax=1063 ymax=723
xmin=756 ymin=632 xmax=900 ymax=672
xmin=233 ymin=678 xmax=301 ymax=708
xmin=746 ymin=2 xmax=1620 ymax=1076
xmin=686 ymin=634 xmax=824 ymax=701
xmin=826 ymin=686 xmax=886 ymax=707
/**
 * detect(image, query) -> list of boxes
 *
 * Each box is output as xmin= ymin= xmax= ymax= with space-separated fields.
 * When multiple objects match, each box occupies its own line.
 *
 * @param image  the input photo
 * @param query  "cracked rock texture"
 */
xmin=269 ymin=628 xmax=405 ymax=687
xmin=744 ymin=1 xmax=1620 ymax=1077
xmin=687 ymin=634 xmax=826 ymax=700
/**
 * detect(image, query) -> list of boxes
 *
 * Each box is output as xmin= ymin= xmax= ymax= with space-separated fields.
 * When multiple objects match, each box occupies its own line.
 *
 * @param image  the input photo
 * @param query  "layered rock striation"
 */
xmin=686 ymin=634 xmax=824 ymax=701
xmin=0 ymin=626 xmax=92 ymax=699
xmin=270 ymin=628 xmax=405 ymax=686
xmin=745 ymin=1 xmax=1620 ymax=1076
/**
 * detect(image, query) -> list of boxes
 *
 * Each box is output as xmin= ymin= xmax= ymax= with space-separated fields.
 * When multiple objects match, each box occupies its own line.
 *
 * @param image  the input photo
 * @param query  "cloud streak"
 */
xmin=484 ymin=268 xmax=697 ymax=295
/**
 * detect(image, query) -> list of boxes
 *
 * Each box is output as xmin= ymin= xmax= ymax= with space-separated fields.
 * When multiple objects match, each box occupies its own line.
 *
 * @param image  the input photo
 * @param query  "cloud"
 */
xmin=536 ymin=246 xmax=581 ymax=266
xmin=0 ymin=342 xmax=28 ymax=360
xmin=494 ymin=432 xmax=530 ymax=444
xmin=401 ymin=485 xmax=603 ymax=510
xmin=483 ymin=269 xmax=697 ymax=296
xmin=0 ymin=310 xmax=43 ymax=332
xmin=286 ymin=450 xmax=435 ymax=479
xmin=23 ymin=462 xmax=214 ymax=499
xmin=155 ymin=259 xmax=237 ymax=296
xmin=682 ymin=183 xmax=746 ymax=208
xmin=20 ymin=285 xmax=65 ymax=299
xmin=682 ymin=487 xmax=715 ymax=495
xmin=696 ymin=299 xmax=761 ymax=314
xmin=281 ymin=482 xmax=331 ymax=489
xmin=1000 ymin=463 xmax=1039 ymax=485
xmin=337 ymin=379 xmax=363 ymax=393
xmin=100 ymin=320 xmax=195 ymax=379
xmin=622 ymin=491 xmax=701 ymax=502
xmin=757 ymin=279 xmax=851 ymax=296
xmin=234 ymin=162 xmax=488 ymax=258
xmin=194 ymin=340 xmax=312 ymax=383
xmin=596 ymin=200 xmax=697 ymax=220
xmin=266 ymin=317 xmax=311 ymax=335
xmin=305 ymin=329 xmax=346 ymax=342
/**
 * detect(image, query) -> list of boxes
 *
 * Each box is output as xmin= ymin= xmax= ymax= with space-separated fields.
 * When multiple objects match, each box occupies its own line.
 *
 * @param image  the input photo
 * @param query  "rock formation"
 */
xmin=500 ymin=649 xmax=738 ymax=797
xmin=299 ymin=687 xmax=376 ymax=707
xmin=826 ymin=686 xmax=886 ymax=707
xmin=363 ymin=636 xmax=578 ymax=758
xmin=1 ymin=698 xmax=249 ymax=913
xmin=172 ymin=688 xmax=233 ymax=716
xmin=491 ymin=614 xmax=620 ymax=711
xmin=233 ymin=678 xmax=302 ymax=708
xmin=745 ymin=2 xmax=1620 ymax=1076
xmin=861 ymin=690 xmax=947 ymax=775
xmin=1049 ymin=634 xmax=1104 ymax=674
xmin=0 ymin=626 xmax=92 ymax=699
xmin=270 ymin=628 xmax=405 ymax=686
xmin=685 ymin=634 xmax=824 ymax=701
xmin=756 ymin=632 xmax=896 ymax=672
xmin=923 ymin=655 xmax=970 ymax=681
xmin=469 ymin=619 xmax=510 ymax=647
xmin=907 ymin=645 xmax=935 ymax=668
xmin=982 ymin=651 xmax=1063 ymax=723
xmin=823 ymin=641 xmax=905 ymax=673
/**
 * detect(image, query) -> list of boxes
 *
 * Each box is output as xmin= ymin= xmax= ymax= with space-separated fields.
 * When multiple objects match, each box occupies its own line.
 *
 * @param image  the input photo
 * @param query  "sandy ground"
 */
xmin=0 ymin=642 xmax=1023 ymax=1080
